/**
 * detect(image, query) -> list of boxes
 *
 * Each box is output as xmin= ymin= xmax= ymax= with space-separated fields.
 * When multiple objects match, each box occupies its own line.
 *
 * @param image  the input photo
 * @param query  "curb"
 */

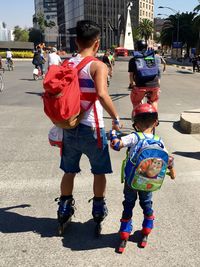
xmin=180 ymin=109 xmax=200 ymax=134
xmin=170 ymin=64 xmax=193 ymax=72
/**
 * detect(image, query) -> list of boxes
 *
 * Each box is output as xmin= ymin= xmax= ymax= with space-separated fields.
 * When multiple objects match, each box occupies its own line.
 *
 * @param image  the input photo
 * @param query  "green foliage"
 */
xmin=132 ymin=27 xmax=142 ymax=42
xmin=13 ymin=26 xmax=29 ymax=42
xmin=29 ymin=28 xmax=43 ymax=45
xmin=160 ymin=12 xmax=198 ymax=52
xmin=0 ymin=51 xmax=34 ymax=58
xmin=138 ymin=19 xmax=154 ymax=42
xmin=34 ymin=12 xmax=56 ymax=32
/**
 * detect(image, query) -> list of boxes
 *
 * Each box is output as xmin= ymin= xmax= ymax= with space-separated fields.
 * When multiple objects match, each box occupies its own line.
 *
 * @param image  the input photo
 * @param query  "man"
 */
xmin=128 ymin=40 xmax=160 ymax=110
xmin=48 ymin=47 xmax=62 ymax=67
xmin=57 ymin=20 xmax=121 ymax=233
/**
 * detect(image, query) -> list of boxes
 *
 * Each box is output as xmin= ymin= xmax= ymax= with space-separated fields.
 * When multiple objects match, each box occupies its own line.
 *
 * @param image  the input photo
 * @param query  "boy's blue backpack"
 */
xmin=133 ymin=51 xmax=158 ymax=83
xmin=121 ymin=132 xmax=169 ymax=192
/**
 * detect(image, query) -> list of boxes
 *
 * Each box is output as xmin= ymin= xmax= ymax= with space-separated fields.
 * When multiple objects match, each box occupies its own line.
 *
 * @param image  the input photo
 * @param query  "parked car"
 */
xmin=115 ymin=47 xmax=128 ymax=57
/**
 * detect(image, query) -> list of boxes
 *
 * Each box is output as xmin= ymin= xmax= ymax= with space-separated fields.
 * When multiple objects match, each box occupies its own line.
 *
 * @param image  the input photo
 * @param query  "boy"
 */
xmin=110 ymin=103 xmax=175 ymax=251
xmin=57 ymin=20 xmax=121 ymax=235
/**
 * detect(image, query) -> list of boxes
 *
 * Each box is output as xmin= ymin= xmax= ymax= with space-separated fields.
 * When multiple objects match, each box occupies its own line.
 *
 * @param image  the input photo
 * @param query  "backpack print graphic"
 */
xmin=122 ymin=132 xmax=169 ymax=192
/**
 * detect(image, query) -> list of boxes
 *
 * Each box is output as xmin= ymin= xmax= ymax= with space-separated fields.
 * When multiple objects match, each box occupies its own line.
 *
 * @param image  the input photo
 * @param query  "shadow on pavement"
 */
xmin=110 ymin=93 xmax=129 ymax=101
xmin=19 ymin=78 xmax=36 ymax=81
xmin=173 ymin=121 xmax=187 ymax=134
xmin=0 ymin=204 xmax=57 ymax=237
xmin=25 ymin=91 xmax=43 ymax=96
xmin=61 ymin=219 xmax=119 ymax=251
xmin=176 ymin=70 xmax=193 ymax=75
xmin=173 ymin=151 xmax=200 ymax=160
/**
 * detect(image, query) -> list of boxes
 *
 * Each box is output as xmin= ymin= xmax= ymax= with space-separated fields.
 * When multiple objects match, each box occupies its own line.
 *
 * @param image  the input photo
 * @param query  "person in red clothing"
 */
xmin=128 ymin=40 xmax=160 ymax=110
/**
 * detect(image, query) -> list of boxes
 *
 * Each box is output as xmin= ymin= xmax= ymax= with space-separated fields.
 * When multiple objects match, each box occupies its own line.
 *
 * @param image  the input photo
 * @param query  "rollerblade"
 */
xmin=91 ymin=197 xmax=108 ymax=237
xmin=140 ymin=214 xmax=155 ymax=248
xmin=55 ymin=196 xmax=75 ymax=236
xmin=118 ymin=218 xmax=133 ymax=253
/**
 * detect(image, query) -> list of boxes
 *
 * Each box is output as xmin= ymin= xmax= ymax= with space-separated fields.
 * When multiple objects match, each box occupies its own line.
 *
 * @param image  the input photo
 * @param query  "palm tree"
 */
xmin=138 ymin=19 xmax=154 ymax=42
xmin=161 ymin=12 xmax=198 ymax=55
xmin=193 ymin=0 xmax=200 ymax=53
xmin=194 ymin=0 xmax=200 ymax=12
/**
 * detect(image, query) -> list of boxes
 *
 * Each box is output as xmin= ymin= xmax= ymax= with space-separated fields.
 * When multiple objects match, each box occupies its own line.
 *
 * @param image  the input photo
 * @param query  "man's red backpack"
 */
xmin=43 ymin=56 xmax=98 ymax=129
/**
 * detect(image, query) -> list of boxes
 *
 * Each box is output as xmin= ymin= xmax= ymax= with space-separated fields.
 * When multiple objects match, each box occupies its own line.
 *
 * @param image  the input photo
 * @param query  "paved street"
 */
xmin=0 ymin=61 xmax=200 ymax=267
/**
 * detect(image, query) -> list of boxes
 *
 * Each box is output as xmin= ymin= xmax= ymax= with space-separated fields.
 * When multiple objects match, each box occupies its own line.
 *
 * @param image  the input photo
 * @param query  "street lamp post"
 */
xmin=158 ymin=6 xmax=180 ymax=58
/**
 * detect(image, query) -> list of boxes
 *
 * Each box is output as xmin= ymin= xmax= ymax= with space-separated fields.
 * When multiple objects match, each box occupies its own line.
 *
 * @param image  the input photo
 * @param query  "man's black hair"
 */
xmin=76 ymin=20 xmax=101 ymax=48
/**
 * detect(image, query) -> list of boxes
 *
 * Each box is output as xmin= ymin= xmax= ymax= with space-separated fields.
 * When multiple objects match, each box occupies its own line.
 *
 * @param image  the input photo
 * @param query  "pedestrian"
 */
xmin=102 ymin=50 xmax=113 ymax=77
xmin=191 ymin=55 xmax=200 ymax=73
xmin=0 ymin=55 xmax=3 ymax=69
xmin=56 ymin=20 xmax=121 ymax=234
xmin=48 ymin=47 xmax=62 ymax=67
xmin=128 ymin=40 xmax=160 ymax=110
xmin=110 ymin=103 xmax=176 ymax=252
xmin=154 ymin=50 xmax=166 ymax=85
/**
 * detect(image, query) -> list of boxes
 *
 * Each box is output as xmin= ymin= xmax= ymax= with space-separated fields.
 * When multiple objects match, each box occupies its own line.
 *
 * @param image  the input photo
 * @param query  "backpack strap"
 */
xmin=153 ymin=134 xmax=160 ymax=141
xmin=77 ymin=56 xmax=102 ymax=149
xmin=76 ymin=56 xmax=99 ymax=72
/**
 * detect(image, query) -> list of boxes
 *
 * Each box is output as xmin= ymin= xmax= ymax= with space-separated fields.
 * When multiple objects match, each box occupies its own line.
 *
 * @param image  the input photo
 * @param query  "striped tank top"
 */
xmin=69 ymin=54 xmax=104 ymax=128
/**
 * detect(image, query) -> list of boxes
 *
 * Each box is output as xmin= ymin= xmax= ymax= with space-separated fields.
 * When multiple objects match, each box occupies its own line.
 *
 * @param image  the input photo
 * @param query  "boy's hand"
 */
xmin=109 ymin=130 xmax=121 ymax=151
xmin=168 ymin=168 xmax=176 ymax=180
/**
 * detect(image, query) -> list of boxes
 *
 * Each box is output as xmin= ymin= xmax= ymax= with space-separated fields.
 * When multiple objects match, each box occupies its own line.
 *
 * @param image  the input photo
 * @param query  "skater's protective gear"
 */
xmin=56 ymin=197 xmax=75 ymax=224
xmin=142 ymin=214 xmax=155 ymax=235
xmin=119 ymin=218 xmax=133 ymax=240
xmin=92 ymin=197 xmax=108 ymax=223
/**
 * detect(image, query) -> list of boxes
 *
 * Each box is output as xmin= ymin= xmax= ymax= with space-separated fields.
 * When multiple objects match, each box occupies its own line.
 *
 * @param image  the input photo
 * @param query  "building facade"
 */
xmin=57 ymin=0 xmax=154 ymax=52
xmin=0 ymin=22 xmax=14 ymax=41
xmin=33 ymin=0 xmax=155 ymax=50
xmin=34 ymin=0 xmax=58 ymax=46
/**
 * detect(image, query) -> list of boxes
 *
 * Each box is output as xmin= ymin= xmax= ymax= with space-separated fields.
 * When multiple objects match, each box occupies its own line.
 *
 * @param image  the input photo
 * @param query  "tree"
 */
xmin=160 ymin=12 xmax=198 ymax=54
xmin=132 ymin=27 xmax=141 ymax=43
xmin=193 ymin=0 xmax=200 ymax=53
xmin=13 ymin=26 xmax=29 ymax=42
xmin=29 ymin=28 xmax=43 ymax=46
xmin=32 ymin=12 xmax=56 ymax=46
xmin=194 ymin=0 xmax=200 ymax=12
xmin=138 ymin=19 xmax=154 ymax=42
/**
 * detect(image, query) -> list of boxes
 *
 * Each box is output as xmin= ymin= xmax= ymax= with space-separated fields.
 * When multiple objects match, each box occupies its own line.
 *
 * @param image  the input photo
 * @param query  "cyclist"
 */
xmin=6 ymin=48 xmax=14 ymax=68
xmin=32 ymin=49 xmax=45 ymax=77
xmin=128 ymin=40 xmax=160 ymax=110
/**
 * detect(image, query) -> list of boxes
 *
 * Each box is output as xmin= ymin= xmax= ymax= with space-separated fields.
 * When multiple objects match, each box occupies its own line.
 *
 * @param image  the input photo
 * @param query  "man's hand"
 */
xmin=112 ymin=117 xmax=122 ymax=131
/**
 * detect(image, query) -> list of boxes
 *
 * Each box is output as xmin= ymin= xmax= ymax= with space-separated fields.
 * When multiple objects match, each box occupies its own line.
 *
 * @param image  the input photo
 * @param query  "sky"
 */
xmin=155 ymin=0 xmax=199 ymax=16
xmin=0 ymin=0 xmax=199 ymax=30
xmin=0 ymin=0 xmax=34 ymax=30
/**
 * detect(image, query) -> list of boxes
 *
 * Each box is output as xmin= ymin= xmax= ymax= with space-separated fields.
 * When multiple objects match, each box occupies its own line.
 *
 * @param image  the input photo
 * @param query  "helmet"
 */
xmin=132 ymin=103 xmax=157 ymax=119
xmin=136 ymin=40 xmax=147 ymax=51
xmin=51 ymin=47 xmax=57 ymax=52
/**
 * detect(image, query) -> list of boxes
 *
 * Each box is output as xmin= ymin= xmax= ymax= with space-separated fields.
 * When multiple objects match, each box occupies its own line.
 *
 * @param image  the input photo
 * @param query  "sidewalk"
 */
xmin=166 ymin=57 xmax=193 ymax=71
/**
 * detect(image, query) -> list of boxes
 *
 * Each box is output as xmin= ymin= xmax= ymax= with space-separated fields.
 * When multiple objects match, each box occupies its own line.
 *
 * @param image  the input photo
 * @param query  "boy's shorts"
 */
xmin=130 ymin=86 xmax=160 ymax=106
xmin=60 ymin=123 xmax=112 ymax=175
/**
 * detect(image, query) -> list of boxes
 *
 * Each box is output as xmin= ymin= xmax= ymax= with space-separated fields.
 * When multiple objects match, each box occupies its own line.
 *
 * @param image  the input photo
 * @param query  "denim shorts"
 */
xmin=60 ymin=123 xmax=112 ymax=174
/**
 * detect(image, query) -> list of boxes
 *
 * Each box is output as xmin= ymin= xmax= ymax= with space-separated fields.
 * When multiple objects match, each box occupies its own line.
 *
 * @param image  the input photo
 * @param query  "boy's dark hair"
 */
xmin=134 ymin=113 xmax=158 ymax=129
xmin=76 ymin=20 xmax=101 ymax=48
